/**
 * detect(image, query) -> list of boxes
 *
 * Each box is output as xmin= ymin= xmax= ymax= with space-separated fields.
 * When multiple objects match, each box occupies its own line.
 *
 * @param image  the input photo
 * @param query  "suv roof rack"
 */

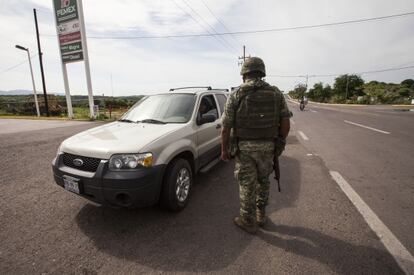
xmin=169 ymin=86 xmax=212 ymax=91
xmin=210 ymin=88 xmax=229 ymax=92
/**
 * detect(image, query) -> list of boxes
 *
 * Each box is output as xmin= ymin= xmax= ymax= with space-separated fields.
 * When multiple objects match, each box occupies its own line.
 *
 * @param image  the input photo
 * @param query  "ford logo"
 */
xmin=73 ymin=158 xmax=84 ymax=167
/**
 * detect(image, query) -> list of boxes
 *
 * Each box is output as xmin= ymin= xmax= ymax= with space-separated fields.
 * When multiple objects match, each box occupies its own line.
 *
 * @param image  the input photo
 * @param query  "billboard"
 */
xmin=53 ymin=0 xmax=83 ymax=63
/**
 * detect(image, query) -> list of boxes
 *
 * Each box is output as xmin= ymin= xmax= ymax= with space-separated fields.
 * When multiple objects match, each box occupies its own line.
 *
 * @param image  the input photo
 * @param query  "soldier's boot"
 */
xmin=233 ymin=217 xmax=258 ymax=234
xmin=256 ymin=209 xmax=267 ymax=227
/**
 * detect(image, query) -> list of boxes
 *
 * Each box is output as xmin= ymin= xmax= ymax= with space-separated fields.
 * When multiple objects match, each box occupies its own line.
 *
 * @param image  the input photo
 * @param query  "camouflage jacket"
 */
xmin=222 ymin=78 xmax=291 ymax=152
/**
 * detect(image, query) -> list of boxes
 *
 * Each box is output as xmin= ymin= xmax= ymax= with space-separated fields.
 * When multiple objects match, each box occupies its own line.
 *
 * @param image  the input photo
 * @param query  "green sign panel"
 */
xmin=62 ymin=52 xmax=84 ymax=63
xmin=53 ymin=0 xmax=79 ymax=24
xmin=60 ymin=41 xmax=82 ymax=55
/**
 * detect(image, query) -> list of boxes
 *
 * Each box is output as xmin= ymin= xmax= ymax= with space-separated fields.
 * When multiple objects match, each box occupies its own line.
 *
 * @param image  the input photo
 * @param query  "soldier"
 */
xmin=221 ymin=57 xmax=291 ymax=234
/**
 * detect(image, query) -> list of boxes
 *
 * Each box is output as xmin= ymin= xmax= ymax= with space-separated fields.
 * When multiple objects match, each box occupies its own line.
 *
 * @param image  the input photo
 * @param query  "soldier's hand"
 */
xmin=221 ymin=149 xmax=230 ymax=161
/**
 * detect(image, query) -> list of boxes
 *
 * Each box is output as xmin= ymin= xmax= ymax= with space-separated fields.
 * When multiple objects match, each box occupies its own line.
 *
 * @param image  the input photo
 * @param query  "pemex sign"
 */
xmin=53 ymin=0 xmax=83 ymax=63
xmin=52 ymin=0 xmax=95 ymax=119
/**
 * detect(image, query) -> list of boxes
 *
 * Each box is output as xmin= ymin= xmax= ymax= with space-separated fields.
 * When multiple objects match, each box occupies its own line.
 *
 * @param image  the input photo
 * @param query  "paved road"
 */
xmin=287 ymin=101 xmax=414 ymax=260
xmin=0 ymin=118 xmax=96 ymax=135
xmin=0 ymin=118 xmax=405 ymax=274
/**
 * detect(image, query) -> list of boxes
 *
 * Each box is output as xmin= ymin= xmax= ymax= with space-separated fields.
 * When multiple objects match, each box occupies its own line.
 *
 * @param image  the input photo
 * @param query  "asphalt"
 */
xmin=0 ymin=118 xmax=405 ymax=274
xmin=287 ymin=100 xmax=414 ymax=257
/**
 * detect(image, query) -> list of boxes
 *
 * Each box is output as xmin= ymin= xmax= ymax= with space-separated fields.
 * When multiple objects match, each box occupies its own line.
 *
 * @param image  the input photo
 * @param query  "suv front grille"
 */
xmin=62 ymin=153 xmax=101 ymax=172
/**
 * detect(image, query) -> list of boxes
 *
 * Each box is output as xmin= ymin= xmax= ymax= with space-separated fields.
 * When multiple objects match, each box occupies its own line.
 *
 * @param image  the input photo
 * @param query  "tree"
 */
xmin=307 ymin=82 xmax=333 ymax=103
xmin=288 ymin=83 xmax=307 ymax=99
xmin=333 ymin=74 xmax=365 ymax=99
xmin=401 ymin=79 xmax=414 ymax=89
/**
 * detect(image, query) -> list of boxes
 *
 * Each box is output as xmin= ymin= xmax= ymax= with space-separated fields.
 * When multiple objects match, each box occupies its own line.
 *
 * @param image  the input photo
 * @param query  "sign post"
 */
xmin=52 ymin=0 xmax=94 ymax=119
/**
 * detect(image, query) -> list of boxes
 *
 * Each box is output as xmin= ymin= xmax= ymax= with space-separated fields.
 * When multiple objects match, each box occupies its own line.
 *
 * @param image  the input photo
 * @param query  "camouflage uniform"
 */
xmin=222 ymin=78 xmax=291 ymax=225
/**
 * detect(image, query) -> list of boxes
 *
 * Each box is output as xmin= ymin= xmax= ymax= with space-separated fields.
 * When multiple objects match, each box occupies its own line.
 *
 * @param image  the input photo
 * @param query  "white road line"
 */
xmin=310 ymin=109 xmax=318 ymax=113
xmin=291 ymin=119 xmax=295 ymax=125
xmin=297 ymin=130 xmax=309 ymax=141
xmin=344 ymin=120 xmax=390 ymax=135
xmin=330 ymin=171 xmax=414 ymax=274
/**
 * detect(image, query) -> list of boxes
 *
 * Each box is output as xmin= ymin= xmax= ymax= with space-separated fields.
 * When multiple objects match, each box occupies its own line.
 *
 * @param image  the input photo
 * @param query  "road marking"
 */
xmin=297 ymin=130 xmax=309 ymax=141
xmin=344 ymin=120 xmax=390 ymax=135
xmin=329 ymin=171 xmax=414 ymax=274
xmin=310 ymin=109 xmax=318 ymax=113
xmin=291 ymin=119 xmax=295 ymax=125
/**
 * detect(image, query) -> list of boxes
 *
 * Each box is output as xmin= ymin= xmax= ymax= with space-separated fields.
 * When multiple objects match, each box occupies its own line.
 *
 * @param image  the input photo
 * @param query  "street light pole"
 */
xmin=15 ymin=45 xmax=40 ymax=117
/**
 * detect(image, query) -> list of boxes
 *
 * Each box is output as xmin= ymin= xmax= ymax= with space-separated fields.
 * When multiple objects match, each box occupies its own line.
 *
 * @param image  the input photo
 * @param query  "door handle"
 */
xmin=216 ymin=124 xmax=222 ymax=129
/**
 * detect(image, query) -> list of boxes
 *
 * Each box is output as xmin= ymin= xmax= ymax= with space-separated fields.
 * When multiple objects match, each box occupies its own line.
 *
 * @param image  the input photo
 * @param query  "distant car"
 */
xmin=52 ymin=87 xmax=229 ymax=211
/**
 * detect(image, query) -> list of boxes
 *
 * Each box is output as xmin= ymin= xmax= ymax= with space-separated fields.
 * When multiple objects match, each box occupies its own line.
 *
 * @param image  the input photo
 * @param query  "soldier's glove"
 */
xmin=275 ymin=137 xmax=286 ymax=157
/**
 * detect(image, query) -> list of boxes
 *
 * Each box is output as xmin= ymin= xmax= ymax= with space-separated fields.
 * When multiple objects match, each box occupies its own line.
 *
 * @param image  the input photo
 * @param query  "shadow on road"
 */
xmin=74 ymin=146 xmax=402 ymax=273
xmin=75 ymin=156 xmax=302 ymax=272
xmin=258 ymin=221 xmax=403 ymax=274
xmin=75 ymin=161 xmax=249 ymax=272
xmin=269 ymin=146 xmax=302 ymax=213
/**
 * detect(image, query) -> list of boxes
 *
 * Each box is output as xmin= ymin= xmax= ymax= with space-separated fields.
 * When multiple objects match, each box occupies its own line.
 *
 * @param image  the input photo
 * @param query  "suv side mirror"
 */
xmin=197 ymin=114 xmax=216 ymax=125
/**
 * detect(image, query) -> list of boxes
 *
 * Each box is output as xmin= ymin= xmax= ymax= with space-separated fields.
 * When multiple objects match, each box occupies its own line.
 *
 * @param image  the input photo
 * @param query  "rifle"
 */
xmin=273 ymin=154 xmax=281 ymax=192
xmin=273 ymin=136 xmax=285 ymax=192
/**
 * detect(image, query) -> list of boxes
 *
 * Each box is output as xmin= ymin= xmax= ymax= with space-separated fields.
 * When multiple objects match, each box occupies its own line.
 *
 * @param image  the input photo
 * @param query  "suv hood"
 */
xmin=61 ymin=121 xmax=185 ymax=159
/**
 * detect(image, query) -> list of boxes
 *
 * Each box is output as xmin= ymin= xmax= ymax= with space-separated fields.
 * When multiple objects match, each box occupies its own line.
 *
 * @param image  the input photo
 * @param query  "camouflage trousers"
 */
xmin=234 ymin=149 xmax=274 ymax=224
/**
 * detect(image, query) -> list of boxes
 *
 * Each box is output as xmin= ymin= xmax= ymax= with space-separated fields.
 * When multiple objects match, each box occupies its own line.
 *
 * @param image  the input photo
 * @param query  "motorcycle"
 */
xmin=299 ymin=97 xmax=307 ymax=111
xmin=299 ymin=101 xmax=305 ymax=111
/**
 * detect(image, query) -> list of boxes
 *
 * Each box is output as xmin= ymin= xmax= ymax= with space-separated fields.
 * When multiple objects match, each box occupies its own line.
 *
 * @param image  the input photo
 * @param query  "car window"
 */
xmin=121 ymin=94 xmax=196 ymax=123
xmin=197 ymin=95 xmax=218 ymax=122
xmin=215 ymin=94 xmax=227 ymax=115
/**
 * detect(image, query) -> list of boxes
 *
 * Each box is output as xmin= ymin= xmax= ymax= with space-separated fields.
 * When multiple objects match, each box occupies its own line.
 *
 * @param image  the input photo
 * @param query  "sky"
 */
xmin=0 ymin=0 xmax=414 ymax=96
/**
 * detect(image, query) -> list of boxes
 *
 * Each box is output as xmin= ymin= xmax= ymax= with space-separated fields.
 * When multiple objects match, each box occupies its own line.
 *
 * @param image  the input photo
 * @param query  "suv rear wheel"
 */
xmin=161 ymin=158 xmax=193 ymax=211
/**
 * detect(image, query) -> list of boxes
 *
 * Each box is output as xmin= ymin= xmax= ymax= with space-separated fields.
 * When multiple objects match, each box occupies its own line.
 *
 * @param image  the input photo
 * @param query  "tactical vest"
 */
xmin=234 ymin=84 xmax=279 ymax=139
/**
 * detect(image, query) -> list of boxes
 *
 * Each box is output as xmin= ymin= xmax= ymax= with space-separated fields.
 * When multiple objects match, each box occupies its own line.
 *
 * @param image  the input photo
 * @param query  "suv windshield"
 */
xmin=121 ymin=94 xmax=196 ymax=123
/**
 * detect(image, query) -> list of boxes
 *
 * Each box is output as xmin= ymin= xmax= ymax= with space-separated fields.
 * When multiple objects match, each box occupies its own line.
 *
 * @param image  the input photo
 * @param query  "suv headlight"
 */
xmin=109 ymin=153 xmax=153 ymax=170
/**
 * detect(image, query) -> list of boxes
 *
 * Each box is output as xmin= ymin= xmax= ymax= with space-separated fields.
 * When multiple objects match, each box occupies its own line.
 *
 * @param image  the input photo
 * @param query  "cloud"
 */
xmin=1 ymin=0 xmax=413 ymax=95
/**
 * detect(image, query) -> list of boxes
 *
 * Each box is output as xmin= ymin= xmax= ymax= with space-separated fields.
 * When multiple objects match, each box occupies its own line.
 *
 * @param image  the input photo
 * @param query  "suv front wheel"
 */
xmin=161 ymin=158 xmax=193 ymax=211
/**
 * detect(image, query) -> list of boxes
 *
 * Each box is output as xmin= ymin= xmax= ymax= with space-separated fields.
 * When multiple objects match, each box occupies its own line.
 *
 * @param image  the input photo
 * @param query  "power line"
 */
xmin=0 ymin=54 xmax=38 ymax=75
xmin=199 ymin=0 xmax=241 ymax=47
xmin=358 ymin=64 xmax=414 ymax=75
xmin=179 ymin=0 xmax=238 ymax=53
xmin=41 ymin=11 xmax=414 ymax=40
xmin=171 ymin=0 xmax=236 ymax=54
xmin=267 ymin=64 xmax=414 ymax=79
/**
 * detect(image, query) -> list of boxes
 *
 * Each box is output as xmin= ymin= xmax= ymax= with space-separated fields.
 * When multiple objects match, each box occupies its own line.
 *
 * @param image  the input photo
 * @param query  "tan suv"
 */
xmin=52 ymin=87 xmax=228 ymax=211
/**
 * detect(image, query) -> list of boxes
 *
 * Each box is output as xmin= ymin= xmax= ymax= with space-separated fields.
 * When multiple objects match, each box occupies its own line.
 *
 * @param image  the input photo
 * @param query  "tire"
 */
xmin=300 ymin=103 xmax=305 ymax=111
xmin=160 ymin=158 xmax=193 ymax=211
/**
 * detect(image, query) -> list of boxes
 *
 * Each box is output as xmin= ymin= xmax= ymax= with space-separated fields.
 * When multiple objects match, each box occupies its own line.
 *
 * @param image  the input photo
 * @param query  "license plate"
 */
xmin=63 ymin=175 xmax=81 ymax=194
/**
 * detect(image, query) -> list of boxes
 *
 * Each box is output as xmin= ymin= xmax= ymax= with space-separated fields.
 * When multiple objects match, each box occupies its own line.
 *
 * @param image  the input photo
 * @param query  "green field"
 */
xmin=0 ymin=94 xmax=143 ymax=120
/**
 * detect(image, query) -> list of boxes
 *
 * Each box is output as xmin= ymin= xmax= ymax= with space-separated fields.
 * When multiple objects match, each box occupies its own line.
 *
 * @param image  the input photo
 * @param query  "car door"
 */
xmin=195 ymin=94 xmax=221 ymax=168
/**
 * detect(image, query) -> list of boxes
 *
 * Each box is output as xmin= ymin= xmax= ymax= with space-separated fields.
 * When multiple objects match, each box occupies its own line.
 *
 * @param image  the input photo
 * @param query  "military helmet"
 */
xmin=240 ymin=56 xmax=266 ymax=76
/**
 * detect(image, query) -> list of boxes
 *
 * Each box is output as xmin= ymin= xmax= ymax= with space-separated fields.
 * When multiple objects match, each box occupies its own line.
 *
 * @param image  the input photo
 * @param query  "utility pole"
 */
xmin=110 ymin=74 xmax=114 ymax=97
xmin=33 ymin=9 xmax=49 ymax=117
xmin=305 ymin=74 xmax=309 ymax=90
xmin=238 ymin=45 xmax=250 ymax=66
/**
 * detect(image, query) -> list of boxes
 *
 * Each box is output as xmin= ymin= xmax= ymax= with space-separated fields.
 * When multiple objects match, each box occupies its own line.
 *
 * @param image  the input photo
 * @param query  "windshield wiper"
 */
xmin=137 ymin=119 xmax=167 ymax=124
xmin=118 ymin=119 xmax=135 ymax=123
